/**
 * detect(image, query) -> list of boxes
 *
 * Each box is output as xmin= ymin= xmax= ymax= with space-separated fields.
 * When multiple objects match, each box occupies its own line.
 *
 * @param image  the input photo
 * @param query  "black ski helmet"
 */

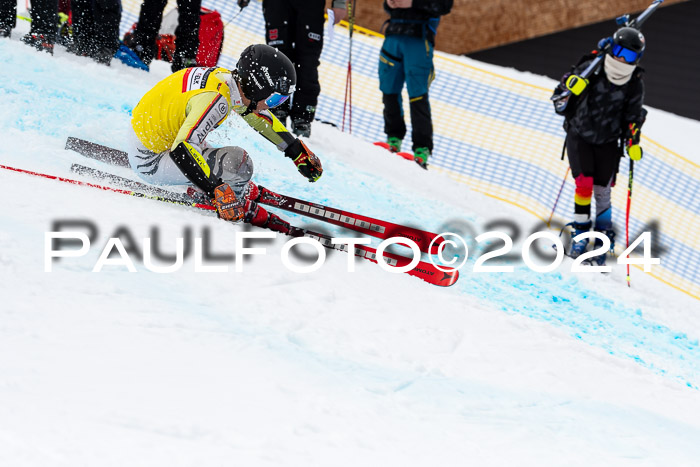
xmin=236 ymin=44 xmax=296 ymax=107
xmin=611 ymin=27 xmax=646 ymax=64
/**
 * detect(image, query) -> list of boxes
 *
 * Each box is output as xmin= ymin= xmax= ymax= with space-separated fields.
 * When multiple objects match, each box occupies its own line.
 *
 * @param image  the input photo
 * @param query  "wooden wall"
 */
xmin=350 ymin=0 xmax=686 ymax=55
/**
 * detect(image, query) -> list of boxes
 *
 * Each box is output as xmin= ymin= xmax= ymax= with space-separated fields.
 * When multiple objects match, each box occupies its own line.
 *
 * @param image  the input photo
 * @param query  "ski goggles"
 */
xmin=264 ymin=92 xmax=290 ymax=109
xmin=611 ymin=44 xmax=642 ymax=64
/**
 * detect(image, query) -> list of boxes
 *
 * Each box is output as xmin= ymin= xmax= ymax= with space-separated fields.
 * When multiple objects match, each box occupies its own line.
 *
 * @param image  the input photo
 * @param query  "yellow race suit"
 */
xmin=131 ymin=67 xmax=297 ymax=154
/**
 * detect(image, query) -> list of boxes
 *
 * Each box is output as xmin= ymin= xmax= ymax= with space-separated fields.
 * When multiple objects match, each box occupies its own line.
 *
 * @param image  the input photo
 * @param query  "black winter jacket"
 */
xmin=383 ymin=0 xmax=453 ymax=45
xmin=562 ymin=56 xmax=646 ymax=145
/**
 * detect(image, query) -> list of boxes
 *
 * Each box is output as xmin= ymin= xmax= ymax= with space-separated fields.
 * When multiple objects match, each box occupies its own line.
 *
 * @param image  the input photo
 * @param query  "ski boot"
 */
xmin=171 ymin=54 xmax=198 ymax=73
xmin=568 ymin=221 xmax=592 ymax=259
xmin=588 ymin=228 xmax=615 ymax=266
xmin=291 ymin=119 xmax=311 ymax=138
xmin=387 ymin=136 xmax=402 ymax=153
xmin=122 ymin=33 xmax=155 ymax=66
xmin=92 ymin=47 xmax=117 ymax=66
xmin=291 ymin=105 xmax=315 ymax=138
xmin=414 ymin=147 xmax=430 ymax=170
xmin=244 ymin=201 xmax=303 ymax=237
xmin=22 ymin=33 xmax=54 ymax=54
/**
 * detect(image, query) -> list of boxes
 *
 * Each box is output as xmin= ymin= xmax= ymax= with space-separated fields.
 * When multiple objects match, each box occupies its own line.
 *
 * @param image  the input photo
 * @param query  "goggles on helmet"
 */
xmin=264 ymin=92 xmax=290 ymax=109
xmin=611 ymin=44 xmax=642 ymax=64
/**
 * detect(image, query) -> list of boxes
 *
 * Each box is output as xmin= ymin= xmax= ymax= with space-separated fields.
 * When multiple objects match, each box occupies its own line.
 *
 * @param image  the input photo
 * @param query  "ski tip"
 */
xmin=64 ymin=136 xmax=79 ymax=150
xmin=410 ymin=265 xmax=459 ymax=287
xmin=436 ymin=268 xmax=459 ymax=287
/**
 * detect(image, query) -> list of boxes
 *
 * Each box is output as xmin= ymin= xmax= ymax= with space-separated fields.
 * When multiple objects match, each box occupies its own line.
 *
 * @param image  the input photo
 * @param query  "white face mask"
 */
xmin=603 ymin=54 xmax=637 ymax=85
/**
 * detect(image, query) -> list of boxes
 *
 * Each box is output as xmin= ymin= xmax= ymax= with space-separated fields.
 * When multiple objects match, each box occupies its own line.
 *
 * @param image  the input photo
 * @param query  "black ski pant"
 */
xmin=71 ymin=0 xmax=121 ymax=57
xmin=133 ymin=0 xmax=201 ymax=63
xmin=29 ymin=0 xmax=58 ymax=39
xmin=567 ymin=130 xmax=622 ymax=186
xmin=0 ymin=0 xmax=16 ymax=31
xmin=382 ymin=93 xmax=433 ymax=151
xmin=378 ymin=35 xmax=435 ymax=151
xmin=262 ymin=0 xmax=325 ymax=124
xmin=566 ymin=129 xmax=622 ymax=221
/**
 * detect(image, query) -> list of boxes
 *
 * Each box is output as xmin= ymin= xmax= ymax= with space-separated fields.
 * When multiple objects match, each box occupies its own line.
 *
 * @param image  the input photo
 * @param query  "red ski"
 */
xmin=255 ymin=186 xmax=444 ymax=255
xmin=1 ymin=163 xmax=458 ymax=287
xmin=66 ymin=137 xmax=446 ymax=255
xmin=305 ymin=231 xmax=458 ymax=287
xmin=373 ymin=141 xmax=414 ymax=161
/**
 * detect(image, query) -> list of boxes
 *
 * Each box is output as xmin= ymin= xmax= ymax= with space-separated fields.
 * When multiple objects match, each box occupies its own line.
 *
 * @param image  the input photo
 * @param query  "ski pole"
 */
xmin=547 ymin=167 xmax=570 ymax=228
xmin=341 ymin=0 xmax=356 ymax=133
xmin=0 ymin=164 xmax=215 ymax=211
xmin=625 ymin=160 xmax=635 ymax=287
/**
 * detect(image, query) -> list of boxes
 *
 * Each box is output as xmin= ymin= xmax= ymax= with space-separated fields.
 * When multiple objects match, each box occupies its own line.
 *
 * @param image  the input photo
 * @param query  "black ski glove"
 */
xmin=625 ymin=122 xmax=643 ymax=161
xmin=284 ymin=138 xmax=323 ymax=182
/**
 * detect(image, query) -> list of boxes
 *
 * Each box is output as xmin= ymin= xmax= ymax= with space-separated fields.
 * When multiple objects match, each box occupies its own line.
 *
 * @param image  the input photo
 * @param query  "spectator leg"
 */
xmin=288 ymin=0 xmax=324 ymax=124
xmin=379 ymin=36 xmax=407 ymax=141
xmin=71 ymin=0 xmax=95 ymax=54
xmin=173 ymin=0 xmax=201 ymax=67
xmin=405 ymin=37 xmax=435 ymax=151
xmin=382 ymin=93 xmax=406 ymax=141
xmin=132 ymin=0 xmax=168 ymax=63
xmin=262 ymin=0 xmax=296 ymax=122
xmin=29 ymin=0 xmax=59 ymax=39
xmin=92 ymin=0 xmax=122 ymax=57
xmin=0 ymin=0 xmax=17 ymax=33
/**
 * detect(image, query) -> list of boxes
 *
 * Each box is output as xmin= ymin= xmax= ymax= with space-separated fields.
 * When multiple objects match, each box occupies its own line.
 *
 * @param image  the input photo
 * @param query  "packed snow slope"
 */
xmin=1 ymin=33 xmax=700 ymax=466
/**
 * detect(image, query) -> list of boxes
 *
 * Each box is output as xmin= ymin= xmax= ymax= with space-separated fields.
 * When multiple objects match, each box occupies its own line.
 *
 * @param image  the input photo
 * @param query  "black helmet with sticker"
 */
xmin=236 ymin=44 xmax=296 ymax=108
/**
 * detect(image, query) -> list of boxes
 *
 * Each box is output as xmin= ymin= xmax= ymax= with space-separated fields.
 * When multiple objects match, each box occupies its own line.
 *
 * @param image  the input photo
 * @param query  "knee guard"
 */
xmin=204 ymin=146 xmax=254 ymax=197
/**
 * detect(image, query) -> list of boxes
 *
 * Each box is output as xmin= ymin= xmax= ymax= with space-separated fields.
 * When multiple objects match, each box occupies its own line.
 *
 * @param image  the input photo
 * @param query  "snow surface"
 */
xmin=1 ymin=25 xmax=700 ymax=467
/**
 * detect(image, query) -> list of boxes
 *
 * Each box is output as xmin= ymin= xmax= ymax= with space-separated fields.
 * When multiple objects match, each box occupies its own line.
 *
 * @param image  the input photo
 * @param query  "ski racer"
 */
xmin=552 ymin=27 xmax=647 ymax=265
xmin=128 ymin=44 xmax=323 ymax=233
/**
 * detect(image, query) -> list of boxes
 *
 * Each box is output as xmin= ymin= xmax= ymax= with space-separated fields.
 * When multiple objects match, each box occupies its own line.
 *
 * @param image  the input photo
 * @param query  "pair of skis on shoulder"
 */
xmin=64 ymin=137 xmax=458 ymax=287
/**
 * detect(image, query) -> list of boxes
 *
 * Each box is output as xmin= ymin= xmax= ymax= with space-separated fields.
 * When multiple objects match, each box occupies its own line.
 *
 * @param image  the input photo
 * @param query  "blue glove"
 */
xmin=598 ymin=37 xmax=613 ymax=50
